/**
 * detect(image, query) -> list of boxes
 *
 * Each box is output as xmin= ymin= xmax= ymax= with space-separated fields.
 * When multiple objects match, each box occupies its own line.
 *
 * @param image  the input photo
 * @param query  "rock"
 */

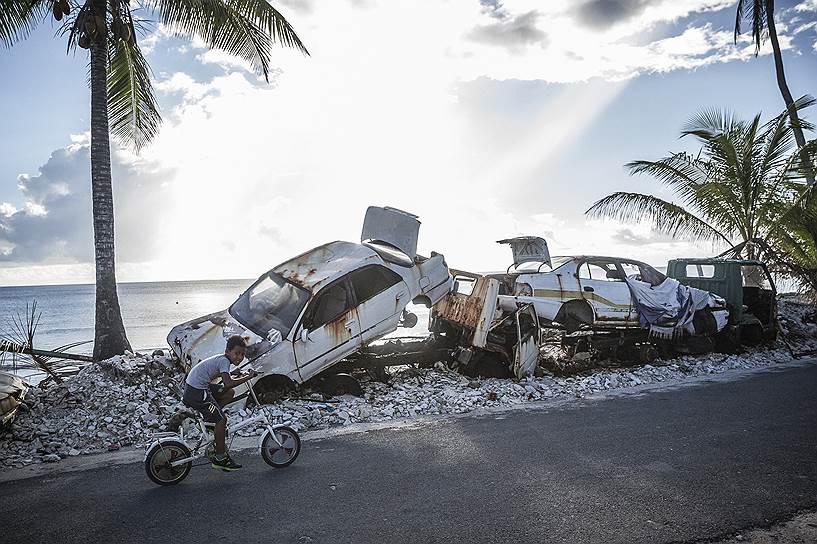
xmin=43 ymin=454 xmax=61 ymax=463
xmin=467 ymin=380 xmax=480 ymax=389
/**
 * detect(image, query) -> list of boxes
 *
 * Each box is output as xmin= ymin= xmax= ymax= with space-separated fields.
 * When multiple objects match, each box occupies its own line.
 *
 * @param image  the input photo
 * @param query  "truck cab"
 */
xmin=666 ymin=258 xmax=778 ymax=345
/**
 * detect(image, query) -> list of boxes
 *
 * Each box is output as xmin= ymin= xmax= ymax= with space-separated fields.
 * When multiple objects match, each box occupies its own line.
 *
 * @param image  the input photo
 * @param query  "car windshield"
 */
xmin=229 ymin=273 xmax=310 ymax=338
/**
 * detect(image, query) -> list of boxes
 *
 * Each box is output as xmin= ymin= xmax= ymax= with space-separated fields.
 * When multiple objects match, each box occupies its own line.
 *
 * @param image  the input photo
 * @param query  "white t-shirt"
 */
xmin=185 ymin=354 xmax=231 ymax=390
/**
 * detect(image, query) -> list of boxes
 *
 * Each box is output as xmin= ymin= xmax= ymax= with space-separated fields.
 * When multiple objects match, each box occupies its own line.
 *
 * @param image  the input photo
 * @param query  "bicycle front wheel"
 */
xmin=145 ymin=440 xmax=192 ymax=486
xmin=260 ymin=427 xmax=301 ymax=468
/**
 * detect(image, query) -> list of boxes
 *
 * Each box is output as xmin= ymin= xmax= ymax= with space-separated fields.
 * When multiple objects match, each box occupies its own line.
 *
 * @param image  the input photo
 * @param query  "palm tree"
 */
xmin=0 ymin=1 xmax=308 ymax=360
xmin=734 ymin=0 xmax=816 ymax=186
xmin=586 ymin=101 xmax=817 ymax=292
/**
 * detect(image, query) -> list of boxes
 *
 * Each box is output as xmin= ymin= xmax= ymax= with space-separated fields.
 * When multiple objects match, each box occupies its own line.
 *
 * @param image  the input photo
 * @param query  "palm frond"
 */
xmin=769 ymin=94 xmax=817 ymax=134
xmin=0 ymin=0 xmax=47 ymax=48
xmin=107 ymin=37 xmax=161 ymax=150
xmin=586 ymin=192 xmax=733 ymax=245
xmin=152 ymin=0 xmax=308 ymax=82
xmin=733 ymin=0 xmax=767 ymax=53
xmin=625 ymin=154 xmax=708 ymax=197
xmin=682 ymin=108 xmax=739 ymax=142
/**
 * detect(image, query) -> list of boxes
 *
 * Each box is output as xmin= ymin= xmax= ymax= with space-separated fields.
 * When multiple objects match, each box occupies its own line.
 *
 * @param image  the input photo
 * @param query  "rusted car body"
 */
xmin=430 ymin=271 xmax=540 ymax=379
xmin=490 ymin=238 xmax=728 ymax=336
xmin=167 ymin=207 xmax=452 ymax=397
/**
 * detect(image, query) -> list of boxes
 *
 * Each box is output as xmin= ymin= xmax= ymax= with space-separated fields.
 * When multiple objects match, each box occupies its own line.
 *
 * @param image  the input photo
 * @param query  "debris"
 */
xmin=0 ymin=301 xmax=814 ymax=471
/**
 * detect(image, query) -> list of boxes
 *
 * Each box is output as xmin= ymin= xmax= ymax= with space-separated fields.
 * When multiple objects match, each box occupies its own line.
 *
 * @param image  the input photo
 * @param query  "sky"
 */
xmin=1 ymin=0 xmax=816 ymax=286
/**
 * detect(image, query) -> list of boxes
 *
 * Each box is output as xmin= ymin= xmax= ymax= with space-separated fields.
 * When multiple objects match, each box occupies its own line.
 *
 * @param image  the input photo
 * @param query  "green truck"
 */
xmin=666 ymin=258 xmax=778 ymax=348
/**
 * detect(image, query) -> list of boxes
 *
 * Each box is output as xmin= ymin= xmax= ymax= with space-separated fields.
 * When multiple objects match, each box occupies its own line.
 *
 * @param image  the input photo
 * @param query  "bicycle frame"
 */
xmin=148 ymin=373 xmax=289 ymax=468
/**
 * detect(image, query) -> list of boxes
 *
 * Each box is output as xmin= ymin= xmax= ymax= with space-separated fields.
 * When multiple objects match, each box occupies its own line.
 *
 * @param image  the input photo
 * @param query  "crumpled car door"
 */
xmin=293 ymin=279 xmax=362 ymax=381
xmin=348 ymin=265 xmax=411 ymax=344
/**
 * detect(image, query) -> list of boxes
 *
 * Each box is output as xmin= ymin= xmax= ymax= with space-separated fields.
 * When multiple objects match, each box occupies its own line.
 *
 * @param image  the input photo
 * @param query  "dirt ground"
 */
xmin=713 ymin=511 xmax=817 ymax=543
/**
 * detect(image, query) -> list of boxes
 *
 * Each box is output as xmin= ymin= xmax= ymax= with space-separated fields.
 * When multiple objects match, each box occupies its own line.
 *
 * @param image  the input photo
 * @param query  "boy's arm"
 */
xmin=220 ymin=369 xmax=258 ymax=389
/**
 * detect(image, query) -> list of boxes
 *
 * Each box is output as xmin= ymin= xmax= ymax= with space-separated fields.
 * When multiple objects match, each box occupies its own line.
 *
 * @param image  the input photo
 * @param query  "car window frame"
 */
xmin=578 ymin=258 xmax=626 ymax=282
xmin=301 ymin=278 xmax=355 ymax=331
xmin=347 ymin=264 xmax=405 ymax=306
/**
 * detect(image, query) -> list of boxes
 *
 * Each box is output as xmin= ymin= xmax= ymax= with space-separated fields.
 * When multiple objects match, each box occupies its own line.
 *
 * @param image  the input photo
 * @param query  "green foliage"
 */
xmin=586 ymin=101 xmax=817 ymax=293
xmin=107 ymin=38 xmax=160 ymax=150
xmin=734 ymin=0 xmax=767 ymax=53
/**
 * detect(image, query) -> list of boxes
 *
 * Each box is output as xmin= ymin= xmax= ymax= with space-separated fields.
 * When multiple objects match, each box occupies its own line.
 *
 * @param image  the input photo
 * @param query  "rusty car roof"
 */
xmin=272 ymin=241 xmax=381 ymax=292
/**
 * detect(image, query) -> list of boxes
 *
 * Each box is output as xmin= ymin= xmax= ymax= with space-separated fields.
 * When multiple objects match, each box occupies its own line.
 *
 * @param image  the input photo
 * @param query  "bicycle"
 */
xmin=143 ymin=375 xmax=301 ymax=486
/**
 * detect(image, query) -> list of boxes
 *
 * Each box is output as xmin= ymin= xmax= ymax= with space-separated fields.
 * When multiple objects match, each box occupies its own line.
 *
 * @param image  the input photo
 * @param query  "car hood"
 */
xmin=167 ymin=310 xmax=279 ymax=369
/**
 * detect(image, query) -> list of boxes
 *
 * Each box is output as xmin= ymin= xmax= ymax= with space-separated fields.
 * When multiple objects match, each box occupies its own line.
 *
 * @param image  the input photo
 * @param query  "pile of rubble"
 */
xmin=778 ymin=294 xmax=817 ymax=350
xmin=1 ymin=299 xmax=815 ymax=471
xmin=0 ymin=352 xmax=187 ymax=469
xmin=253 ymin=346 xmax=801 ymax=433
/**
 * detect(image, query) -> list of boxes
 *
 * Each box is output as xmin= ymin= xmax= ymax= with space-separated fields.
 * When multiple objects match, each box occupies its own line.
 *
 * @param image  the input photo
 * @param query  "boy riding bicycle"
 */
xmin=182 ymin=335 xmax=257 ymax=471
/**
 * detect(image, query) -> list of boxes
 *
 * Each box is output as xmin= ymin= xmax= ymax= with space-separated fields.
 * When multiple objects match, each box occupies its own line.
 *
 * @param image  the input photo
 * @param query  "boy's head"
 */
xmin=225 ymin=335 xmax=247 ymax=364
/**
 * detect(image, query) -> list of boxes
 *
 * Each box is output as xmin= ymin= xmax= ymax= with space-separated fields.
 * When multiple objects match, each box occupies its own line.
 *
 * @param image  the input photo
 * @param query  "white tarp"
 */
xmin=625 ymin=277 xmax=724 ymax=339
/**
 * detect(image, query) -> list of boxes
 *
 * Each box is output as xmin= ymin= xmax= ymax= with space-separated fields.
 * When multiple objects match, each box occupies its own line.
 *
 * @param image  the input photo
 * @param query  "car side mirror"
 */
xmin=300 ymin=328 xmax=309 ymax=343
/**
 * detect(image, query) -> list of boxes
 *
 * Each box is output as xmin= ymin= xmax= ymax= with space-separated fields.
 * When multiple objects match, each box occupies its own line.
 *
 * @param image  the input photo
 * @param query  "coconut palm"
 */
xmin=734 ymin=0 xmax=815 ymax=186
xmin=0 ymin=1 xmax=308 ymax=360
xmin=586 ymin=100 xmax=817 ymax=292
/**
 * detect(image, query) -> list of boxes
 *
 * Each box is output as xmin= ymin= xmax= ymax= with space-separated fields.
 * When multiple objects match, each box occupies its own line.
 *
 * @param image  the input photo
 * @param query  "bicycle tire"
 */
xmin=260 ymin=426 xmax=301 ymax=468
xmin=145 ymin=440 xmax=192 ymax=486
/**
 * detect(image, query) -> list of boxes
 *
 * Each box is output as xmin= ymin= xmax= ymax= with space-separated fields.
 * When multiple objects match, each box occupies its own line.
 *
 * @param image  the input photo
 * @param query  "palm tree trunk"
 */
xmin=765 ymin=0 xmax=816 ymax=186
xmin=90 ymin=21 xmax=132 ymax=361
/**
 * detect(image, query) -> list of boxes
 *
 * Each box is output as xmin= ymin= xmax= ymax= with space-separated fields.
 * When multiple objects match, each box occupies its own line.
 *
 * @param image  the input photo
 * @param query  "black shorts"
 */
xmin=182 ymin=383 xmax=227 ymax=424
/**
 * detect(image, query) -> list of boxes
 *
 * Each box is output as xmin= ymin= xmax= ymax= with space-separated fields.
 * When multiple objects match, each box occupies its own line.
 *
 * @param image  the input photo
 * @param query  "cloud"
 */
xmin=575 ymin=0 xmax=653 ymax=30
xmin=612 ymin=227 xmax=677 ymax=245
xmin=794 ymin=0 xmax=817 ymax=12
xmin=277 ymin=0 xmax=314 ymax=14
xmin=0 ymin=203 xmax=17 ymax=217
xmin=467 ymin=11 xmax=548 ymax=52
xmin=0 ymin=136 xmax=173 ymax=264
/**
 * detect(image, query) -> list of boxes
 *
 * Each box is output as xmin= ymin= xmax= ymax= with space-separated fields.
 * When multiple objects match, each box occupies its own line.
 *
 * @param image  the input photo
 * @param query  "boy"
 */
xmin=182 ymin=335 xmax=258 ymax=471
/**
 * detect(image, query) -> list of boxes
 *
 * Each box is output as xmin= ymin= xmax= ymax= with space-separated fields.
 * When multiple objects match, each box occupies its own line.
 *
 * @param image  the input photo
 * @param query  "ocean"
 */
xmin=0 ymin=279 xmax=431 ymax=378
xmin=0 ymin=279 xmax=252 ymax=356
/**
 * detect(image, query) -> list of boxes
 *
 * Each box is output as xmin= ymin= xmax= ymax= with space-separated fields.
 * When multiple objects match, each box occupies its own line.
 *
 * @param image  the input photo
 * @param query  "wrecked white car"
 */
xmin=492 ymin=237 xmax=729 ymax=339
xmin=168 ymin=206 xmax=452 ymax=401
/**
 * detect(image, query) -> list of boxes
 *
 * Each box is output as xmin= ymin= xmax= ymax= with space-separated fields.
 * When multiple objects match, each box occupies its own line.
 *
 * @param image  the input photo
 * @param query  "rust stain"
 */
xmin=283 ymin=267 xmax=319 ymax=292
xmin=434 ymin=277 xmax=491 ymax=329
xmin=325 ymin=310 xmax=353 ymax=343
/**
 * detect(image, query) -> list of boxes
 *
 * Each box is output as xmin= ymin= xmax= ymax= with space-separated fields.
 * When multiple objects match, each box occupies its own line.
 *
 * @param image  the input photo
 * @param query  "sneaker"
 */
xmin=211 ymin=455 xmax=242 ymax=471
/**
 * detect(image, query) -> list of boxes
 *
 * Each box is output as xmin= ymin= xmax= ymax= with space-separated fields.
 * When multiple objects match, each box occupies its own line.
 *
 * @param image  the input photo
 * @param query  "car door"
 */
xmin=348 ymin=265 xmax=410 ymax=344
xmin=293 ymin=279 xmax=362 ymax=380
xmin=618 ymin=261 xmax=647 ymax=321
xmin=577 ymin=259 xmax=634 ymax=324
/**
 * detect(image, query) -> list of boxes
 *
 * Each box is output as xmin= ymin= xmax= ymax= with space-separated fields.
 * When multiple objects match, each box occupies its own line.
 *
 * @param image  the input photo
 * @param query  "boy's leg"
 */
xmin=214 ymin=418 xmax=227 ymax=455
xmin=214 ymin=388 xmax=234 ymax=407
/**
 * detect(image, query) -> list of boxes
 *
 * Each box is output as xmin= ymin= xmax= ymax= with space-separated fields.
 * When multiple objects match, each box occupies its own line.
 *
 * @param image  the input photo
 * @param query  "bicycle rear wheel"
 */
xmin=260 ymin=427 xmax=301 ymax=468
xmin=145 ymin=440 xmax=192 ymax=486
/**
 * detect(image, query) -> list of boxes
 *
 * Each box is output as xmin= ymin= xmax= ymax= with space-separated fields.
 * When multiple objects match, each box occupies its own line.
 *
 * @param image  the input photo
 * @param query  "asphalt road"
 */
xmin=2 ymin=363 xmax=817 ymax=544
